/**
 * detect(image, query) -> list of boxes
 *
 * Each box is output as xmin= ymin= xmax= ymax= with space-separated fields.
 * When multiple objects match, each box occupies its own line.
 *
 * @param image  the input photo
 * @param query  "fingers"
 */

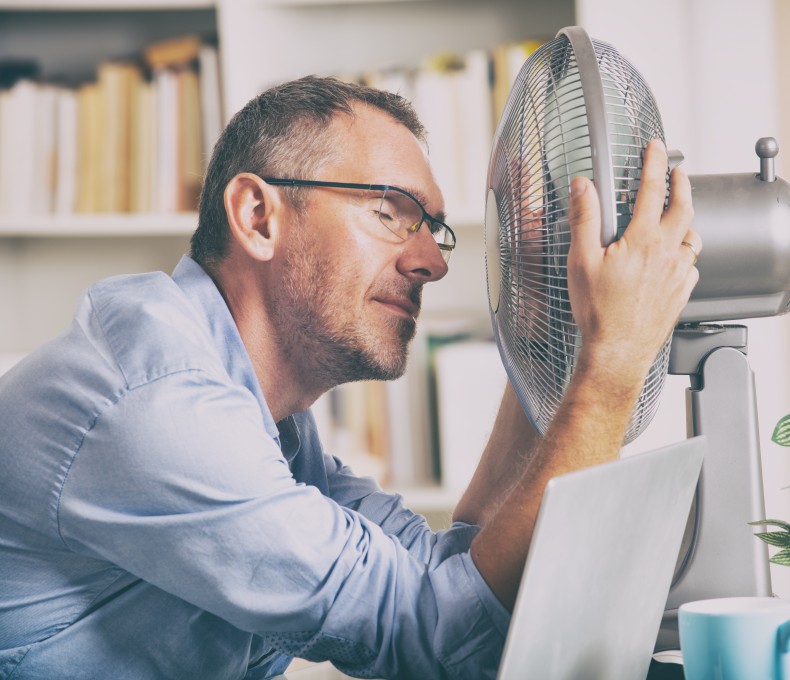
xmin=629 ymin=139 xmax=695 ymax=243
xmin=566 ymin=138 xmax=699 ymax=270
xmin=664 ymin=163 xmax=696 ymax=242
xmin=563 ymin=137 xmax=701 ymax=377
xmin=630 ymin=139 xmax=670 ymax=225
xmin=568 ymin=176 xmax=602 ymax=255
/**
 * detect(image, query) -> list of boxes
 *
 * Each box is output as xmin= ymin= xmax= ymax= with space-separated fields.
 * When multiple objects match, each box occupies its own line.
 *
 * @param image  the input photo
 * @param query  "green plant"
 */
xmin=750 ymin=519 xmax=790 ymax=566
xmin=751 ymin=415 xmax=790 ymax=566
xmin=772 ymin=415 xmax=790 ymax=448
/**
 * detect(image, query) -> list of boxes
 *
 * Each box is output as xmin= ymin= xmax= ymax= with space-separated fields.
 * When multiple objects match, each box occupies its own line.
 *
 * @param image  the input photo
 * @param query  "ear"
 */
xmin=223 ymin=173 xmax=282 ymax=262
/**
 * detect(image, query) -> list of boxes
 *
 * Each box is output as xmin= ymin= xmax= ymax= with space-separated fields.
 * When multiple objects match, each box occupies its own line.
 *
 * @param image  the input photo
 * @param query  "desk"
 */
xmin=274 ymin=663 xmax=355 ymax=679
xmin=275 ymin=657 xmax=684 ymax=679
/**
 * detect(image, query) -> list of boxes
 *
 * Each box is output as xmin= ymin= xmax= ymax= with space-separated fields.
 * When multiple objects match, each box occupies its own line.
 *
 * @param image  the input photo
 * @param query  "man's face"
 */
xmin=268 ymin=105 xmax=448 ymax=387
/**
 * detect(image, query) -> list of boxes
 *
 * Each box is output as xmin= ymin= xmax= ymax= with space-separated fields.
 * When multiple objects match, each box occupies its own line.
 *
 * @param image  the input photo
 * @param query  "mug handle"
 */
xmin=778 ymin=619 xmax=790 ymax=678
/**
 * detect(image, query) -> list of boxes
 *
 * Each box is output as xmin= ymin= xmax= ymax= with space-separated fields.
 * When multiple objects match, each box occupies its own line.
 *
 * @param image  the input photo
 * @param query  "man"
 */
xmin=0 ymin=76 xmax=699 ymax=679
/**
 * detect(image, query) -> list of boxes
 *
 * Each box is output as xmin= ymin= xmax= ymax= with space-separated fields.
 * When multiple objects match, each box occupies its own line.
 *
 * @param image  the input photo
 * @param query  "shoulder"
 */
xmin=81 ymin=271 xmax=225 ymax=389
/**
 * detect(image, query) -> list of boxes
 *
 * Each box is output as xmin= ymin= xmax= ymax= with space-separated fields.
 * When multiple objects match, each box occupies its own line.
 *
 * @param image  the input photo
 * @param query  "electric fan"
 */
xmin=485 ymin=27 xmax=670 ymax=444
xmin=486 ymin=26 xmax=790 ymax=651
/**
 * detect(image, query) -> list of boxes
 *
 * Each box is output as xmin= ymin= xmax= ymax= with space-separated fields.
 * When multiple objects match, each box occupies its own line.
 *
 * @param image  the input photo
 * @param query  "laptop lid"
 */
xmin=497 ymin=436 xmax=706 ymax=680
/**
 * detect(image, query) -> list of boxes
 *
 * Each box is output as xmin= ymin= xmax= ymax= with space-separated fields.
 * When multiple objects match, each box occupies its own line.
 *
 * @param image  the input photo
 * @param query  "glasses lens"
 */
xmin=377 ymin=188 xmax=455 ymax=263
xmin=431 ymin=225 xmax=455 ymax=263
xmin=377 ymin=189 xmax=422 ymax=240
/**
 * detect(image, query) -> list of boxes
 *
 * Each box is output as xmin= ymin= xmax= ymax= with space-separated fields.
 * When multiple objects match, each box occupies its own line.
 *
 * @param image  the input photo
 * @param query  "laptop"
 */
xmin=497 ymin=435 xmax=705 ymax=679
xmin=280 ymin=436 xmax=706 ymax=680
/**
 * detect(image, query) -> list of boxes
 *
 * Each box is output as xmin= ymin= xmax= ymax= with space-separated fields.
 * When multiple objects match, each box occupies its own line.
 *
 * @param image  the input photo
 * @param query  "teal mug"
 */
xmin=679 ymin=597 xmax=790 ymax=679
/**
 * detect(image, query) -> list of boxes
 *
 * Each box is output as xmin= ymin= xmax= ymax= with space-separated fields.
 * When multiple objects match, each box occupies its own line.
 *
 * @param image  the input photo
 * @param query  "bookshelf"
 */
xmin=0 ymin=1 xmax=214 ymax=344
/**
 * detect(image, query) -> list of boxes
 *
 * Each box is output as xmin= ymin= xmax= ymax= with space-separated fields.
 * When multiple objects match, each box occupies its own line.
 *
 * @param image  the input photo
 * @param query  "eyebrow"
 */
xmin=401 ymin=186 xmax=447 ymax=224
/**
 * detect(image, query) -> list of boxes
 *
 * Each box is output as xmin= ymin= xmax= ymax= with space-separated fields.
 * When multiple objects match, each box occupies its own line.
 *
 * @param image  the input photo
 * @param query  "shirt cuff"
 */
xmin=431 ymin=521 xmax=510 ymax=637
xmin=429 ymin=549 xmax=512 ymax=679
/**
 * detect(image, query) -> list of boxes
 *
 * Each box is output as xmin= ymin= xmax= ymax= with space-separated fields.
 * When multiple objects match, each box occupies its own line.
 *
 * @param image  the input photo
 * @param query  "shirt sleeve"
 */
xmin=295 ymin=407 xmax=487 ymax=569
xmin=57 ymin=370 xmax=510 ymax=679
xmin=313 ymin=429 xmax=433 ymax=557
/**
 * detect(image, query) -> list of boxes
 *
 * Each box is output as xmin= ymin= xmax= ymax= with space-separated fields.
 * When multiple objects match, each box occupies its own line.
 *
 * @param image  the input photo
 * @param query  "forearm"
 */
xmin=468 ymin=352 xmax=645 ymax=610
xmin=452 ymin=381 xmax=541 ymax=528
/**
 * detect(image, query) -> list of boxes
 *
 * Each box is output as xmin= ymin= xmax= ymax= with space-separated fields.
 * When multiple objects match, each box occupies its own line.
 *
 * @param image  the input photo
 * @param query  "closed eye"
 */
xmin=375 ymin=208 xmax=395 ymax=222
xmin=376 ymin=196 xmax=399 ymax=223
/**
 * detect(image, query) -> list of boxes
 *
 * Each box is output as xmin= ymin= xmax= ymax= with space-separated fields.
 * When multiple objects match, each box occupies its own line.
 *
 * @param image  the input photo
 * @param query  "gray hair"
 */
xmin=190 ymin=75 xmax=427 ymax=270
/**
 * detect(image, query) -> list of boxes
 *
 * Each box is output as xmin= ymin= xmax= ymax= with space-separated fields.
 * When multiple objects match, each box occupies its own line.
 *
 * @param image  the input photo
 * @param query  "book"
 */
xmin=154 ymin=67 xmax=178 ymax=213
xmin=397 ymin=312 xmax=493 ymax=487
xmin=55 ymin=87 xmax=78 ymax=215
xmin=414 ymin=50 xmax=495 ymax=219
xmin=0 ymin=80 xmax=39 ymax=216
xmin=34 ymin=84 xmax=58 ymax=215
xmin=130 ymin=78 xmax=157 ymax=213
xmin=176 ymin=66 xmax=202 ymax=211
xmin=76 ymin=82 xmax=102 ymax=213
xmin=316 ymin=382 xmax=390 ymax=485
xmin=145 ymin=34 xmax=218 ymax=208
xmin=413 ymin=56 xmax=464 ymax=213
xmin=433 ymin=339 xmax=507 ymax=493
xmin=144 ymin=34 xmax=202 ymax=71
xmin=454 ymin=49 xmax=493 ymax=217
xmin=198 ymin=43 xmax=223 ymax=170
xmin=97 ymin=61 xmax=142 ymax=213
xmin=0 ymin=89 xmax=13 ymax=215
xmin=491 ymin=40 xmax=544 ymax=126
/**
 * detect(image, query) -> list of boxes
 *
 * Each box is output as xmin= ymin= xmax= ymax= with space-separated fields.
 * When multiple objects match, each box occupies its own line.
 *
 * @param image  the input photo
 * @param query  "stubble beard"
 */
xmin=272 ymin=228 xmax=421 ymax=390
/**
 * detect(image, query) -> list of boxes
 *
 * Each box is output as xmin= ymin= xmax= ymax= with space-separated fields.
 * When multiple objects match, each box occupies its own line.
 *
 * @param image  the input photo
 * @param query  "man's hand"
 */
xmin=566 ymin=139 xmax=700 ymax=386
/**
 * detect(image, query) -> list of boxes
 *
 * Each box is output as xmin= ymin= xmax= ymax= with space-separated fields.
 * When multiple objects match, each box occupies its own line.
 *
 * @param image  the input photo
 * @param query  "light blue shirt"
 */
xmin=0 ymin=256 xmax=509 ymax=679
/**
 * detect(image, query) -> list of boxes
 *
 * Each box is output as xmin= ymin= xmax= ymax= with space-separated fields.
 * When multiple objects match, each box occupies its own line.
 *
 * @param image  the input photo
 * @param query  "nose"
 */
xmin=396 ymin=225 xmax=449 ymax=282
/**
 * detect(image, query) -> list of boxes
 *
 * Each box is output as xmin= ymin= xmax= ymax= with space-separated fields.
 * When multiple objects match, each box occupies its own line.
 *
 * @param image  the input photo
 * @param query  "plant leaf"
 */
xmin=749 ymin=519 xmax=790 ymax=532
xmin=771 ymin=549 xmax=790 ymax=567
xmin=754 ymin=531 xmax=790 ymax=548
xmin=772 ymin=415 xmax=790 ymax=447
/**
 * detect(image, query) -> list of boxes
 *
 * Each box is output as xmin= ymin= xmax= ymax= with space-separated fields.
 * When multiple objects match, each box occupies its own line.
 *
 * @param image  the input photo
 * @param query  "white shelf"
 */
xmin=0 ymin=0 xmax=212 ymax=8
xmin=0 ymin=211 xmax=480 ymax=238
xmin=0 ymin=213 xmax=197 ymax=237
xmin=253 ymin=0 xmax=426 ymax=5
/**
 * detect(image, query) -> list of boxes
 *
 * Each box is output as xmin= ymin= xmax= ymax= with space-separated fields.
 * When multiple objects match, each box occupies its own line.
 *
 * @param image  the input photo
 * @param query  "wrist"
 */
xmin=570 ymin=346 xmax=649 ymax=407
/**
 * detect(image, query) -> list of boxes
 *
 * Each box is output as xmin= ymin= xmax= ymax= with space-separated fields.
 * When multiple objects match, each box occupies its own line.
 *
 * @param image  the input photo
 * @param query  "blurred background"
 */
xmin=1 ymin=0 xmax=789 ymax=593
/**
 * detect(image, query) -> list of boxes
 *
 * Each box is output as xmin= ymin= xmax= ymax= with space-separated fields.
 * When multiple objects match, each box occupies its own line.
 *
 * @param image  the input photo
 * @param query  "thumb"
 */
xmin=568 ymin=176 xmax=602 ymax=252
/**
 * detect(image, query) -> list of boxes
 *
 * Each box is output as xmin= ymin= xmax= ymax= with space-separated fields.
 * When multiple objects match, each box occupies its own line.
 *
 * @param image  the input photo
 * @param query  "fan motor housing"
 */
xmin=682 ymin=169 xmax=790 ymax=322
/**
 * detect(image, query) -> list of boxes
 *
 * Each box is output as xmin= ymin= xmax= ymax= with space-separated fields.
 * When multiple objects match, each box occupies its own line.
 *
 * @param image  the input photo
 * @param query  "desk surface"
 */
xmin=275 ymin=654 xmax=684 ymax=680
xmin=274 ymin=663 xmax=355 ymax=680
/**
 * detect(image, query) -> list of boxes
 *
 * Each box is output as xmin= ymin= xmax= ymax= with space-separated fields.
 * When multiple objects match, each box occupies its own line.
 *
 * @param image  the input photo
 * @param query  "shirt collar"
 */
xmin=171 ymin=255 xmax=286 ymax=446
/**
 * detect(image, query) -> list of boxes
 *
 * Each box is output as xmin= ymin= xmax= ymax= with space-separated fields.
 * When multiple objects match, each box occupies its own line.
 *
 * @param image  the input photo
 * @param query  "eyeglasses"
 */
xmin=262 ymin=178 xmax=456 ymax=264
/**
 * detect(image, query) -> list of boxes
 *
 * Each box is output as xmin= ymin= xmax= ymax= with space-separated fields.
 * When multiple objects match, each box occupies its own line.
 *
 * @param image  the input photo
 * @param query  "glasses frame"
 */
xmin=261 ymin=177 xmax=456 ymax=262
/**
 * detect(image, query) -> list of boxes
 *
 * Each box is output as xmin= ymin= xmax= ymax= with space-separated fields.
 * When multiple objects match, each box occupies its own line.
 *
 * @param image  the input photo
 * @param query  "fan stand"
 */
xmin=654 ymin=323 xmax=772 ymax=653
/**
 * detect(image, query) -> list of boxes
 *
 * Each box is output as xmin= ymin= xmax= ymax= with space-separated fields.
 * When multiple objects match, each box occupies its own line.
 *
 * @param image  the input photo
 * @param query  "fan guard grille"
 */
xmin=486 ymin=29 xmax=670 ymax=444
